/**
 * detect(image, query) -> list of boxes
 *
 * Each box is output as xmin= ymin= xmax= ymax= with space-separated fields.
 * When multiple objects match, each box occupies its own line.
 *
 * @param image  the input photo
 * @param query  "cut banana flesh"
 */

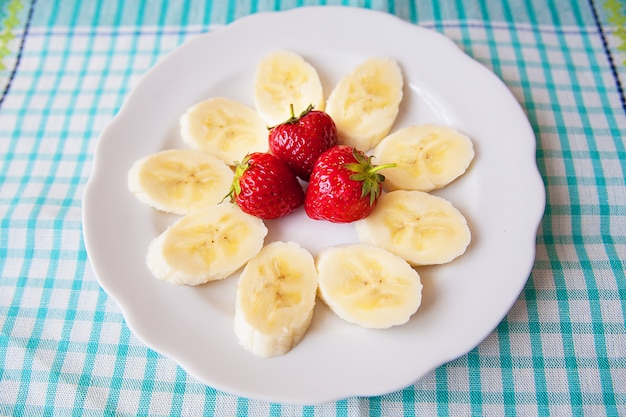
xmin=254 ymin=50 xmax=325 ymax=126
xmin=180 ymin=97 xmax=269 ymax=165
xmin=146 ymin=203 xmax=268 ymax=286
xmin=374 ymin=125 xmax=475 ymax=192
xmin=355 ymin=190 xmax=471 ymax=266
xmin=325 ymin=57 xmax=403 ymax=151
xmin=132 ymin=54 xmax=478 ymax=356
xmin=234 ymin=241 xmax=318 ymax=357
xmin=316 ymin=244 xmax=422 ymax=329
xmin=128 ymin=149 xmax=235 ymax=215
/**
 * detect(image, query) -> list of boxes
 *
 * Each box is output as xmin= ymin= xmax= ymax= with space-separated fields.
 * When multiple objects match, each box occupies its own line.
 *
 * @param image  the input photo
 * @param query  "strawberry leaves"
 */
xmin=343 ymin=149 xmax=395 ymax=206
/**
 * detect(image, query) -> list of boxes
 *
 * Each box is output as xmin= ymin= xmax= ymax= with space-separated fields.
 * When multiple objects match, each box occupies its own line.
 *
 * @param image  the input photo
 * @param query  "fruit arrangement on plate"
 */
xmin=127 ymin=50 xmax=475 ymax=358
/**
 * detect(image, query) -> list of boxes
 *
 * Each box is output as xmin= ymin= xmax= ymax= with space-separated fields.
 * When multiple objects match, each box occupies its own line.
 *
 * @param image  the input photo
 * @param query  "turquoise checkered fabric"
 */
xmin=1 ymin=1 xmax=625 ymax=416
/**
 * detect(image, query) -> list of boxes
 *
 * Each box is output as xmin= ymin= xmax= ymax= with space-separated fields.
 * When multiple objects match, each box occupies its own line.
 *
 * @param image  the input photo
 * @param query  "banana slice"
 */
xmin=128 ymin=149 xmax=235 ymax=215
xmin=146 ymin=203 xmax=268 ymax=285
xmin=254 ymin=50 xmax=325 ymax=126
xmin=374 ymin=125 xmax=475 ymax=192
xmin=180 ymin=97 xmax=269 ymax=165
xmin=325 ymin=57 xmax=403 ymax=151
xmin=355 ymin=190 xmax=471 ymax=266
xmin=316 ymin=244 xmax=422 ymax=329
xmin=234 ymin=241 xmax=318 ymax=357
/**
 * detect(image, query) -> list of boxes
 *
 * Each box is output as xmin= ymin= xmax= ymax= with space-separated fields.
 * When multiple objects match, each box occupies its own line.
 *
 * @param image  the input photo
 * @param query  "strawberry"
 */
xmin=228 ymin=152 xmax=304 ymax=220
xmin=268 ymin=104 xmax=338 ymax=181
xmin=304 ymin=145 xmax=395 ymax=223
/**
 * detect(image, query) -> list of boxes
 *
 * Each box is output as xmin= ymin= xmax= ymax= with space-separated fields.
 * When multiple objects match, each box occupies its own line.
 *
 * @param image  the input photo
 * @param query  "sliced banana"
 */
xmin=234 ymin=241 xmax=318 ymax=357
xmin=146 ymin=203 xmax=268 ymax=286
xmin=128 ymin=149 xmax=235 ymax=215
xmin=316 ymin=244 xmax=422 ymax=329
xmin=325 ymin=57 xmax=403 ymax=151
xmin=374 ymin=125 xmax=475 ymax=192
xmin=254 ymin=50 xmax=325 ymax=126
xmin=180 ymin=97 xmax=269 ymax=165
xmin=355 ymin=190 xmax=471 ymax=266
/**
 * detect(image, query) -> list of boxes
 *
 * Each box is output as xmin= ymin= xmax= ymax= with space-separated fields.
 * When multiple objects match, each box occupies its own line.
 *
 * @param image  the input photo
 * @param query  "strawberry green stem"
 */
xmin=369 ymin=163 xmax=397 ymax=175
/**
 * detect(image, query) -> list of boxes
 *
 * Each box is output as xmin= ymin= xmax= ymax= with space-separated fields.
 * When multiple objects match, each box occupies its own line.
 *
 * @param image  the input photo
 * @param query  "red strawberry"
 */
xmin=228 ymin=152 xmax=304 ymax=219
xmin=268 ymin=104 xmax=338 ymax=181
xmin=304 ymin=145 xmax=395 ymax=223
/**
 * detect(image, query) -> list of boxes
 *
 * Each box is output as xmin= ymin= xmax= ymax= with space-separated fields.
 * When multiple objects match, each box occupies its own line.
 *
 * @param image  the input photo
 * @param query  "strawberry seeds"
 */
xmin=229 ymin=105 xmax=394 ymax=223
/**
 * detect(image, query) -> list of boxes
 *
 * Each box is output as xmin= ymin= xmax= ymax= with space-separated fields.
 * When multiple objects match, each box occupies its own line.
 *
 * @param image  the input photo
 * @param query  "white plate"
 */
xmin=83 ymin=6 xmax=545 ymax=405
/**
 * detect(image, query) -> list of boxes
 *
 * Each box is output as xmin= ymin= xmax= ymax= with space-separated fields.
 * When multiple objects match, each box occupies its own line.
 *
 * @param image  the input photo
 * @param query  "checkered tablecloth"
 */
xmin=1 ymin=1 xmax=625 ymax=416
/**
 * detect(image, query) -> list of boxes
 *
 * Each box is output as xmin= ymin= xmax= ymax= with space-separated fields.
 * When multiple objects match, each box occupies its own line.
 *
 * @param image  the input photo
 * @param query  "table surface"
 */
xmin=1 ymin=1 xmax=625 ymax=416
